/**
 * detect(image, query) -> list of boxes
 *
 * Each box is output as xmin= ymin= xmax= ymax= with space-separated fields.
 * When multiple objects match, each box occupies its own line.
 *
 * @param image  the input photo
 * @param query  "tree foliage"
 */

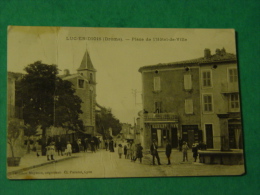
xmin=16 ymin=61 xmax=83 ymax=132
xmin=96 ymin=107 xmax=122 ymax=138
xmin=8 ymin=119 xmax=25 ymax=157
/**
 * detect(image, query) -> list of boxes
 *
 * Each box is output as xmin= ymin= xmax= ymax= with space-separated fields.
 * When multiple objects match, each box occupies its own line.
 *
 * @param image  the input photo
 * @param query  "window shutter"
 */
xmin=154 ymin=77 xmax=161 ymax=91
xmin=184 ymin=74 xmax=192 ymax=90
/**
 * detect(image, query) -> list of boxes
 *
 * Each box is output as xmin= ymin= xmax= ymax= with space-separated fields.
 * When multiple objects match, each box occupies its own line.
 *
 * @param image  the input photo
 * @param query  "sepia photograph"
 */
xmin=7 ymin=26 xmax=244 ymax=179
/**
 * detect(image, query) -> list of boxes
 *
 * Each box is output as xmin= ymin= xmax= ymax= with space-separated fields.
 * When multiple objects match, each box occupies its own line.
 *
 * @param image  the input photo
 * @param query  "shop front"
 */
xmin=151 ymin=123 xmax=178 ymax=148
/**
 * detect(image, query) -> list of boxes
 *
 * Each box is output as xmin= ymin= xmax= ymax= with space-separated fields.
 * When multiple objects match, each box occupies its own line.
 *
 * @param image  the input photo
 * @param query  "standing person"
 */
xmin=126 ymin=143 xmax=131 ymax=159
xmin=90 ymin=138 xmax=96 ymax=153
xmin=165 ymin=140 xmax=172 ymax=165
xmin=134 ymin=143 xmax=143 ymax=163
xmin=83 ymin=138 xmax=88 ymax=152
xmin=124 ymin=144 xmax=128 ymax=159
xmin=118 ymin=144 xmax=123 ymax=158
xmin=93 ymin=137 xmax=99 ymax=151
xmin=77 ymin=139 xmax=82 ymax=152
xmin=131 ymin=143 xmax=137 ymax=162
xmin=56 ymin=137 xmax=63 ymax=156
xmin=97 ymin=137 xmax=101 ymax=150
xmin=192 ymin=143 xmax=198 ymax=162
xmin=150 ymin=139 xmax=161 ymax=165
xmin=178 ymin=137 xmax=183 ymax=152
xmin=109 ymin=140 xmax=114 ymax=152
xmin=182 ymin=141 xmax=189 ymax=162
xmin=129 ymin=141 xmax=134 ymax=161
xmin=66 ymin=141 xmax=72 ymax=156
xmin=105 ymin=140 xmax=108 ymax=151
xmin=46 ymin=142 xmax=55 ymax=161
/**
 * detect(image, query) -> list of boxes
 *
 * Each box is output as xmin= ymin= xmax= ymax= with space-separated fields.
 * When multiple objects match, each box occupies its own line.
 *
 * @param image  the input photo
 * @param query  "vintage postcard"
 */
xmin=7 ymin=27 xmax=244 ymax=179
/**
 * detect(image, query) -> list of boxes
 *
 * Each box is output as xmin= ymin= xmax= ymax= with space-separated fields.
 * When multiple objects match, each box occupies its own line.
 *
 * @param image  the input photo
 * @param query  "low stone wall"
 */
xmin=198 ymin=150 xmax=244 ymax=165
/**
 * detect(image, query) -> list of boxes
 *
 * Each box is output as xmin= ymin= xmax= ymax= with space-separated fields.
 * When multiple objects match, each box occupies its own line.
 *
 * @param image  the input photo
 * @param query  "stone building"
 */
xmin=61 ymin=50 xmax=97 ymax=137
xmin=7 ymin=72 xmax=24 ymax=158
xmin=7 ymin=72 xmax=23 ymax=119
xmin=138 ymin=48 xmax=242 ymax=150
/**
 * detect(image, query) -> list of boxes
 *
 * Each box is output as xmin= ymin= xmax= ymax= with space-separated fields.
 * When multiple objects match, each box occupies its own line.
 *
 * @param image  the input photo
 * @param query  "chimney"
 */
xmin=204 ymin=48 xmax=211 ymax=59
xmin=64 ymin=69 xmax=70 ymax=76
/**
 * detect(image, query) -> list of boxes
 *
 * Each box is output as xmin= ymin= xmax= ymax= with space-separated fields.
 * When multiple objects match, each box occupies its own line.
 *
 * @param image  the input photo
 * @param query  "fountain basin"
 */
xmin=198 ymin=150 xmax=244 ymax=165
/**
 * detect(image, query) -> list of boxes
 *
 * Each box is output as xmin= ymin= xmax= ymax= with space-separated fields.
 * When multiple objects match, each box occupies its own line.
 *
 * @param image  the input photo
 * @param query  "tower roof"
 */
xmin=77 ymin=50 xmax=96 ymax=71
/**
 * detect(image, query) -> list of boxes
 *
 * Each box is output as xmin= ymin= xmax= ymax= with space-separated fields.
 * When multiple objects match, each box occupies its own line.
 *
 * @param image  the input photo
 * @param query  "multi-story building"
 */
xmin=7 ymin=72 xmax=24 ymax=157
xmin=7 ymin=72 xmax=23 ymax=119
xmin=61 ymin=50 xmax=97 ymax=137
xmin=200 ymin=48 xmax=241 ymax=150
xmin=138 ymin=48 xmax=242 ymax=150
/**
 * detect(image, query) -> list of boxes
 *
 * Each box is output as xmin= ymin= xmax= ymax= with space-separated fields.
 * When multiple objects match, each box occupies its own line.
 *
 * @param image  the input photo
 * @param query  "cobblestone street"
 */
xmin=8 ymin=148 xmax=245 ymax=179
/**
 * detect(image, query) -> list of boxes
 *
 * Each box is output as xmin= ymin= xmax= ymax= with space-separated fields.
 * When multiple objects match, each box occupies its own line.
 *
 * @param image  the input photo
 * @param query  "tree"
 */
xmin=96 ymin=107 xmax=122 ymax=138
xmin=16 ymin=61 xmax=83 ymax=155
xmin=7 ymin=119 xmax=25 ymax=158
xmin=23 ymin=124 xmax=38 ymax=154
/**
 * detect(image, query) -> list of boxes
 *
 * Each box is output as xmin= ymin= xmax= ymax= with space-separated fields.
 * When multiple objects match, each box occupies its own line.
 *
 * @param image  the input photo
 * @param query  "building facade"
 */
xmin=7 ymin=72 xmax=24 ymax=157
xmin=139 ymin=48 xmax=242 ymax=150
xmin=7 ymin=72 xmax=23 ymax=119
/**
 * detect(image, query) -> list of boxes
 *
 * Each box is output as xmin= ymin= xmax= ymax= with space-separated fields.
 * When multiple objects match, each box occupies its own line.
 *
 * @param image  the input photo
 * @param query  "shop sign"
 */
xmin=152 ymin=124 xmax=167 ymax=128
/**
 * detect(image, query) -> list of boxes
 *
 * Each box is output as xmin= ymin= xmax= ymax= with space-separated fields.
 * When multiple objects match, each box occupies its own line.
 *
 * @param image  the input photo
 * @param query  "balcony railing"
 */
xmin=143 ymin=113 xmax=178 ymax=122
xmin=221 ymin=82 xmax=239 ymax=93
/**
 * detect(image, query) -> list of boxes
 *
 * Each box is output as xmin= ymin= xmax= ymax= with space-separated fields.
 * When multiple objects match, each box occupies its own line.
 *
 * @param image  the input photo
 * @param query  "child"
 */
xmin=118 ymin=144 xmax=123 ymax=159
xmin=46 ymin=142 xmax=55 ymax=161
xmin=182 ymin=141 xmax=189 ymax=162
xmin=66 ymin=141 xmax=72 ymax=156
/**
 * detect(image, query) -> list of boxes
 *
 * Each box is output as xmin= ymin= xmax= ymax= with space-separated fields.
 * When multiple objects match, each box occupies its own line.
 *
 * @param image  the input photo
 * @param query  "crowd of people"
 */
xmin=149 ymin=138 xmax=208 ymax=165
xmin=104 ymin=140 xmax=144 ymax=163
xmin=44 ymin=136 xmax=207 ymax=165
xmin=44 ymin=136 xmax=102 ymax=161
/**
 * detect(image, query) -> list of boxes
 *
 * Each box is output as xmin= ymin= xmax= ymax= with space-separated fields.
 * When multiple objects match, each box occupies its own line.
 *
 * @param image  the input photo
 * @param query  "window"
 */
xmin=203 ymin=94 xmax=213 ymax=112
xmin=90 ymin=73 xmax=94 ymax=83
xmin=230 ymin=93 xmax=240 ymax=109
xmin=78 ymin=79 xmax=84 ymax=88
xmin=154 ymin=101 xmax=162 ymax=113
xmin=202 ymin=70 xmax=212 ymax=87
xmin=184 ymin=74 xmax=192 ymax=90
xmin=229 ymin=68 xmax=238 ymax=83
xmin=185 ymin=99 xmax=193 ymax=114
xmin=154 ymin=77 xmax=161 ymax=91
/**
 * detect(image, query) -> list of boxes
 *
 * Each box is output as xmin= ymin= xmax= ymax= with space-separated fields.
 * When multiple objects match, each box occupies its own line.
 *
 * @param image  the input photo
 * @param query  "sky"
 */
xmin=7 ymin=26 xmax=236 ymax=125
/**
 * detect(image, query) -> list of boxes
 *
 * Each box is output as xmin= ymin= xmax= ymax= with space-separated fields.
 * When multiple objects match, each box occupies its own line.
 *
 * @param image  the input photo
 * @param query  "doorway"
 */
xmin=205 ymin=124 xmax=213 ymax=148
xmin=171 ymin=127 xmax=178 ymax=148
xmin=188 ymin=130 xmax=195 ymax=147
xmin=182 ymin=125 xmax=199 ymax=147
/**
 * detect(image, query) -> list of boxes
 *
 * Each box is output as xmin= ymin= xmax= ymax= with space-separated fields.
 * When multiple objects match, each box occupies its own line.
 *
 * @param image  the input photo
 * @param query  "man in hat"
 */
xmin=150 ymin=139 xmax=161 ymax=165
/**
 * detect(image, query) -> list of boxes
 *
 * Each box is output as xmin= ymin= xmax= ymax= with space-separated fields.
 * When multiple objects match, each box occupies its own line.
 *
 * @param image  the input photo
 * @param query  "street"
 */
xmin=8 ymin=148 xmax=245 ymax=179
